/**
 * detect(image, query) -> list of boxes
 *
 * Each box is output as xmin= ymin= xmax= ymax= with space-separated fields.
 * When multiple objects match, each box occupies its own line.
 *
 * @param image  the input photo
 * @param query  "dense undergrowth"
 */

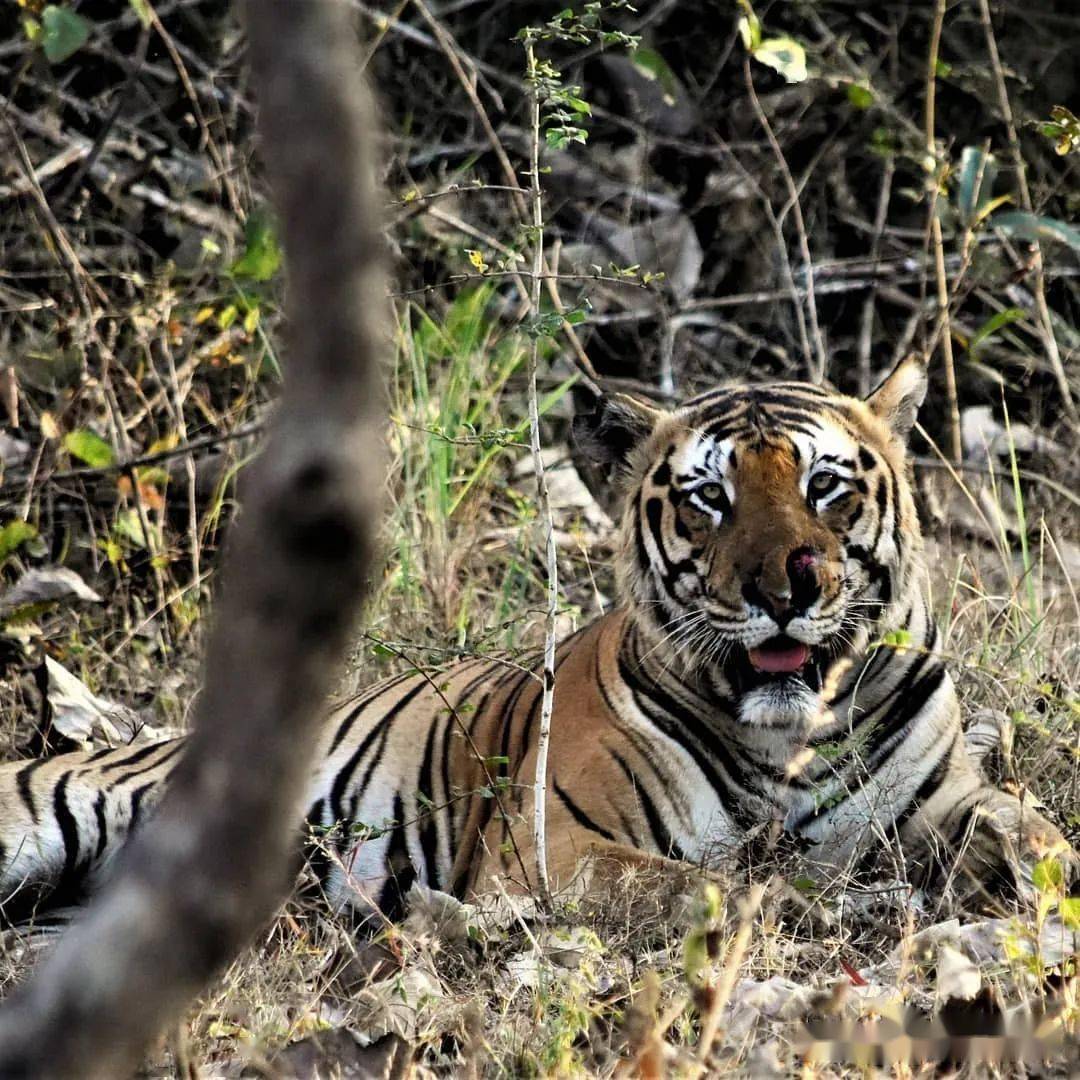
xmin=1 ymin=0 xmax=1078 ymax=1075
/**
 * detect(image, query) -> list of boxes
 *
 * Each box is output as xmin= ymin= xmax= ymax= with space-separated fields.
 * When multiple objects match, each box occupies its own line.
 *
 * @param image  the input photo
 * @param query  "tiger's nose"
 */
xmin=786 ymin=546 xmax=821 ymax=609
xmin=743 ymin=546 xmax=821 ymax=622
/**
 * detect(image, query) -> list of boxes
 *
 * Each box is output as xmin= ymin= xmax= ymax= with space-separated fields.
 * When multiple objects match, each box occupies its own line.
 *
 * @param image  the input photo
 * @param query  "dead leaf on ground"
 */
xmin=0 ymin=567 xmax=101 ymax=620
xmin=43 ymin=656 xmax=163 ymax=750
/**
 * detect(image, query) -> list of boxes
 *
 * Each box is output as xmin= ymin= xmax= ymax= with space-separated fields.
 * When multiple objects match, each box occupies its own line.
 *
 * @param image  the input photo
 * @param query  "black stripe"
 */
xmin=865 ymin=667 xmax=948 ymax=772
xmin=644 ymin=497 xmax=696 ymax=584
xmin=633 ymin=494 xmax=652 ymax=580
xmin=440 ymin=691 xmax=461 ymax=860
xmin=15 ymin=758 xmax=49 ymax=823
xmin=329 ymin=671 xmax=416 ymax=754
xmin=357 ymin=716 xmax=396 ymax=796
xmin=615 ymin=648 xmax=750 ymax=822
xmin=93 ymin=790 xmax=109 ymax=859
xmin=99 ymin=741 xmax=166 ymax=776
xmin=851 ymin=732 xmax=958 ymax=878
xmin=790 ymin=667 xmax=949 ymax=835
xmin=612 ymin=752 xmax=684 ymax=860
xmin=473 ymin=662 xmax=544 ymax=862
xmin=553 ymin=778 xmax=615 ymax=841
xmin=53 ymin=772 xmax=81 ymax=889
xmin=890 ymin=732 xmax=957 ymax=834
xmin=417 ymin=716 xmax=440 ymax=889
xmin=519 ymin=640 xmax=579 ymax=777
xmin=303 ymin=798 xmax=333 ymax=886
xmin=376 ymin=794 xmax=416 ymax=921
xmin=104 ymin=740 xmax=185 ymax=791
xmin=330 ymin=681 xmax=428 ymax=824
xmin=127 ymin=781 xmax=156 ymax=834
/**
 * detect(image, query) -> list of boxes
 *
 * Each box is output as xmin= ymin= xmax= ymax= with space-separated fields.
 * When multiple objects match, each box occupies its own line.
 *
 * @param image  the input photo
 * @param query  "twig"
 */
xmin=2 ymin=423 xmax=262 ymax=494
xmin=390 ymin=268 xmax=654 ymax=298
xmin=856 ymin=154 xmax=894 ymax=396
xmin=913 ymin=456 xmax=1080 ymax=512
xmin=359 ymin=636 xmax=533 ymax=890
xmin=925 ymin=0 xmax=963 ymax=464
xmin=693 ymin=883 xmax=766 ymax=1072
xmin=408 ymin=0 xmax=601 ymax=392
xmin=53 ymin=24 xmax=151 ymax=209
xmin=523 ymin=37 xmax=557 ymax=912
xmin=145 ymin=0 xmax=243 ymax=217
xmin=743 ymin=59 xmax=827 ymax=383
xmin=543 ymin=239 xmax=604 ymax=395
xmin=1 ymin=115 xmax=104 ymax=326
xmin=976 ymin=0 xmax=1077 ymax=424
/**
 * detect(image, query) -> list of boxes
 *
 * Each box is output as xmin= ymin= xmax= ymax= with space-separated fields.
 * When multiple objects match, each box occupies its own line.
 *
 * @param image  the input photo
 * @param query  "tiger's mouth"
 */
xmin=726 ymin=633 xmax=838 ymax=694
xmin=747 ymin=636 xmax=810 ymax=674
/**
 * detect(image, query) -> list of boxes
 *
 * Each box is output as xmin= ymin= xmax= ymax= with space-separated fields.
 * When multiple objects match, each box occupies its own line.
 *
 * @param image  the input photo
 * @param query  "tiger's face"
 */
xmin=574 ymin=358 xmax=928 ymax=725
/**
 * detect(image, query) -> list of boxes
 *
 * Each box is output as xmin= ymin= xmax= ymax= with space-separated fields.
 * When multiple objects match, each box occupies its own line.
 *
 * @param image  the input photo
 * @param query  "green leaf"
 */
xmin=231 ymin=208 xmax=282 ymax=282
xmin=736 ymin=5 xmax=761 ymax=51
xmin=1061 ymin=896 xmax=1080 ymax=930
xmin=846 ymin=84 xmax=874 ymax=110
xmin=113 ymin=509 xmax=148 ymax=549
xmin=956 ymin=145 xmax=998 ymax=224
xmin=753 ymin=36 xmax=808 ymax=84
xmin=127 ymin=0 xmax=153 ymax=28
xmin=683 ymin=930 xmax=708 ymax=986
xmin=63 ymin=429 xmax=115 ymax=469
xmin=41 ymin=5 xmax=90 ymax=64
xmin=967 ymin=307 xmax=1026 ymax=354
xmin=0 ymin=521 xmax=38 ymax=563
xmin=1032 ymin=855 xmax=1064 ymax=894
xmin=993 ymin=211 xmax=1080 ymax=254
xmin=631 ymin=47 xmax=680 ymax=102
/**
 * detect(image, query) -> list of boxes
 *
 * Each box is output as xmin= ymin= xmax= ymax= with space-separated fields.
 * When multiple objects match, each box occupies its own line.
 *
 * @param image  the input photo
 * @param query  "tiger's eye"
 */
xmin=809 ymin=471 xmax=839 ymax=496
xmin=699 ymin=483 xmax=724 ymax=502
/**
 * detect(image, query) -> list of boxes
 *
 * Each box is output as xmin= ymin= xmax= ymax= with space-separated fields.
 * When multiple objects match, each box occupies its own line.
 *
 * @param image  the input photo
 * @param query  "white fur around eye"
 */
xmin=806 ymin=466 xmax=853 ymax=509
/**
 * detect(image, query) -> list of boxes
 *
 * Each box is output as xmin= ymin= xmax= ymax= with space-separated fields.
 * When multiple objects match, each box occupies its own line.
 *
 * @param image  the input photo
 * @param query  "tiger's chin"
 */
xmin=736 ymin=677 xmax=822 ymax=732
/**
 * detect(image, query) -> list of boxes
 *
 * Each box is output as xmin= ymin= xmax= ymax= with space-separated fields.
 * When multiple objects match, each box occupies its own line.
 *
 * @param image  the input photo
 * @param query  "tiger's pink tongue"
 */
xmin=748 ymin=642 xmax=810 ymax=673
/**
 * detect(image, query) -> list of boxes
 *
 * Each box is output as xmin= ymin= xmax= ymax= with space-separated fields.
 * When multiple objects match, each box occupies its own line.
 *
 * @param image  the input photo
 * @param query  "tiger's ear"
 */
xmin=866 ymin=355 xmax=928 ymax=442
xmin=571 ymin=391 xmax=664 ymax=472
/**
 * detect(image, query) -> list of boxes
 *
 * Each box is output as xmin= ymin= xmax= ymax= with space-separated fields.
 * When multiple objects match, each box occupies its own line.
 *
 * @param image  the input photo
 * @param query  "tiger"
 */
xmin=0 ymin=356 xmax=1074 ymax=925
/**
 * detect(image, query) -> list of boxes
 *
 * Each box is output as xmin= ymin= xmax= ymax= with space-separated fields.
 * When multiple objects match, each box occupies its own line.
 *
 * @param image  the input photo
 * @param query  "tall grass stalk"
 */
xmin=524 ymin=35 xmax=557 ymax=908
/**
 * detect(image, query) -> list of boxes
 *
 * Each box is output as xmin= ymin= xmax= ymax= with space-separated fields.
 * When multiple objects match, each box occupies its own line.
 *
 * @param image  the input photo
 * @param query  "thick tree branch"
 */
xmin=0 ymin=1 xmax=387 ymax=1075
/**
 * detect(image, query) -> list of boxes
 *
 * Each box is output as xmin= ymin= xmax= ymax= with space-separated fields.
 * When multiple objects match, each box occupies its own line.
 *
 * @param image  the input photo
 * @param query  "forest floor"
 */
xmin=1 ymin=0 xmax=1079 ymax=1075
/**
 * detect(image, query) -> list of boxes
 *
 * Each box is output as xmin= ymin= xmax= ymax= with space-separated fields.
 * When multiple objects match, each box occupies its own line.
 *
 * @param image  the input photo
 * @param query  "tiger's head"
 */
xmin=573 ymin=357 xmax=928 ymax=726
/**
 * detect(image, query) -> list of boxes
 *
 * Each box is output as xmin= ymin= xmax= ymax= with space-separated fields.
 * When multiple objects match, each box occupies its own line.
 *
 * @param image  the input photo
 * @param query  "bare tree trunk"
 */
xmin=0 ymin=2 xmax=387 ymax=1075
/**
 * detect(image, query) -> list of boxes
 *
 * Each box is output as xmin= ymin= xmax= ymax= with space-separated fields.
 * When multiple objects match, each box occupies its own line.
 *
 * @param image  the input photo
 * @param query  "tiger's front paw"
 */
xmin=966 ymin=795 xmax=1077 ymax=901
